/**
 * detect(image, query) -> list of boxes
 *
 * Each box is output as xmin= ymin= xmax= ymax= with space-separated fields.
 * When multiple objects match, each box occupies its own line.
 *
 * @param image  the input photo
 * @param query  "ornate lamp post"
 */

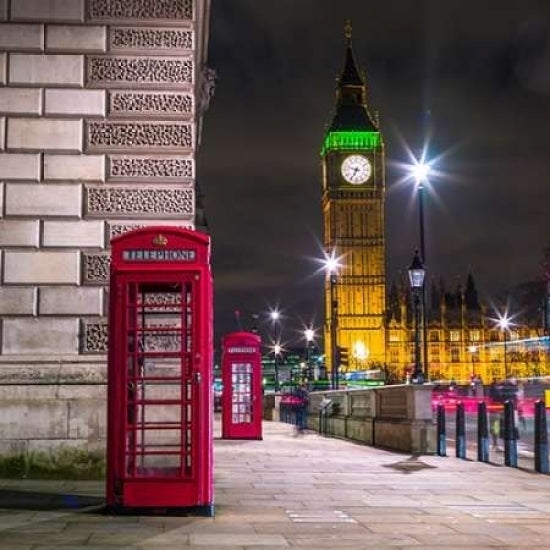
xmin=408 ymin=250 xmax=426 ymax=384
xmin=270 ymin=309 xmax=281 ymax=391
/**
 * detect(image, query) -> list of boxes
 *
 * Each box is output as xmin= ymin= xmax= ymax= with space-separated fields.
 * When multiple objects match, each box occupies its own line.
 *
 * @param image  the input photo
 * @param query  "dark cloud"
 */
xmin=199 ymin=0 xmax=550 ymax=345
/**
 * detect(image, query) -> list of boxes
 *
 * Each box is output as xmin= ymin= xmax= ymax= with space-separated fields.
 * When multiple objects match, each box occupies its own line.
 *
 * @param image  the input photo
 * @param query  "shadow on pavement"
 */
xmin=0 ymin=489 xmax=104 ymax=511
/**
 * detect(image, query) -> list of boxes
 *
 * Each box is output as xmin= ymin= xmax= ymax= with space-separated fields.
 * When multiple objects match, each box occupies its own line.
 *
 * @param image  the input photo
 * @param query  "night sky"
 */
xmin=198 ymin=1 xmax=550 ymax=348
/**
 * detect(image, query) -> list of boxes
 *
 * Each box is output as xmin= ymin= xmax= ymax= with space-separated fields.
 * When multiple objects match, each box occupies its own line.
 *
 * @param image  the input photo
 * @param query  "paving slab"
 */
xmin=1 ymin=420 xmax=550 ymax=548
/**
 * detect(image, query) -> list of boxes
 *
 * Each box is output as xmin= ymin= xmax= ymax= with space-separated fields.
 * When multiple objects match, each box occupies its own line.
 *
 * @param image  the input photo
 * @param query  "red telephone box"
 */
xmin=221 ymin=332 xmax=263 ymax=440
xmin=107 ymin=227 xmax=213 ymax=515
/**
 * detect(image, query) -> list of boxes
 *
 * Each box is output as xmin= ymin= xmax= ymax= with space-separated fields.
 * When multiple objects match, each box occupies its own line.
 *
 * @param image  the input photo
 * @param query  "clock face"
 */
xmin=341 ymin=155 xmax=371 ymax=184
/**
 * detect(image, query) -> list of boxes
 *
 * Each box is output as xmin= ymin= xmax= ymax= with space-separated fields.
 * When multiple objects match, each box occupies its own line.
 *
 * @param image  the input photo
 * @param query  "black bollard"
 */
xmin=534 ymin=400 xmax=549 ymax=474
xmin=503 ymin=400 xmax=518 ymax=468
xmin=477 ymin=401 xmax=490 ymax=463
xmin=456 ymin=401 xmax=466 ymax=459
xmin=437 ymin=403 xmax=447 ymax=457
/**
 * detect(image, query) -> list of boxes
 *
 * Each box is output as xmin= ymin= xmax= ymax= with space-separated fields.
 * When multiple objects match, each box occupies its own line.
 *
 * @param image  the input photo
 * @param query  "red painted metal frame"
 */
xmin=221 ymin=332 xmax=263 ymax=440
xmin=107 ymin=227 xmax=213 ymax=513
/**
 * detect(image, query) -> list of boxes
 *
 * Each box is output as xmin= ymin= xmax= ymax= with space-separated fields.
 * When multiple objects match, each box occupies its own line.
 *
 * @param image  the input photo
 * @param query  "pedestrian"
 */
xmin=293 ymin=383 xmax=309 ymax=435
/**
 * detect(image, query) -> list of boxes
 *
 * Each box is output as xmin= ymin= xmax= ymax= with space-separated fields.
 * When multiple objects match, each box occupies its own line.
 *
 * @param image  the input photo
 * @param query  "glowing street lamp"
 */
xmin=496 ymin=314 xmax=511 ymax=379
xmin=270 ymin=309 xmax=282 ymax=391
xmin=322 ymin=250 xmax=342 ymax=390
xmin=408 ymin=250 xmax=425 ymax=384
xmin=407 ymin=156 xmax=432 ymax=382
xmin=304 ymin=327 xmax=315 ymax=383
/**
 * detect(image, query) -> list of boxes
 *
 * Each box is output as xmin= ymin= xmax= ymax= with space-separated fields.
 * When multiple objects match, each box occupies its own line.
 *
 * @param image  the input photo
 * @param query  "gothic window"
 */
xmin=450 ymin=347 xmax=460 ymax=362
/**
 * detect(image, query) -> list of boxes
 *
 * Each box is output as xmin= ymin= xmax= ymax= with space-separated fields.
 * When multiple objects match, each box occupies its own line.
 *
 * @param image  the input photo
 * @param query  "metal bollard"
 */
xmin=503 ymin=400 xmax=518 ymax=468
xmin=534 ymin=400 xmax=549 ymax=474
xmin=436 ymin=403 xmax=446 ymax=457
xmin=456 ymin=401 xmax=466 ymax=459
xmin=477 ymin=401 xmax=490 ymax=463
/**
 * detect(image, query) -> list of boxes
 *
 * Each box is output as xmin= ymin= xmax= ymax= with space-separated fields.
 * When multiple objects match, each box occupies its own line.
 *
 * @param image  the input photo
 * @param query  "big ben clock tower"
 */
xmin=322 ymin=22 xmax=386 ymax=371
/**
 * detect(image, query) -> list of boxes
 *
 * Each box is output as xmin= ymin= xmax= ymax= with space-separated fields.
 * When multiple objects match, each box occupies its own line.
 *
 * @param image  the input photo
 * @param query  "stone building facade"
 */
xmin=0 ymin=0 xmax=212 ymax=469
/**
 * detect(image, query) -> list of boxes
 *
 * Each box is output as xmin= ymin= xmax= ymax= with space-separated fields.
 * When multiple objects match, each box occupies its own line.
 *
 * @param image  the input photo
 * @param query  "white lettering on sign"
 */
xmin=122 ymin=249 xmax=196 ymax=262
xmin=227 ymin=346 xmax=257 ymax=353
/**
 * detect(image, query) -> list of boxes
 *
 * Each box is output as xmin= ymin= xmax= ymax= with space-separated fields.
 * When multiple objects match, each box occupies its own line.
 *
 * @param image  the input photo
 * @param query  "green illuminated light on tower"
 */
xmin=321 ymin=131 xmax=381 ymax=155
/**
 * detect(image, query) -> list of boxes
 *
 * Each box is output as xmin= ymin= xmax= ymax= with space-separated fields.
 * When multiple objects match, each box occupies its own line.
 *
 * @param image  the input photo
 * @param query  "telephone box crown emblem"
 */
xmin=152 ymin=234 xmax=168 ymax=247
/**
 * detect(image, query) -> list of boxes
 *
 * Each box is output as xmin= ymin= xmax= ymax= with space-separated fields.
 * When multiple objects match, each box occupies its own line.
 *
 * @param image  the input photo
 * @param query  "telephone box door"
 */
xmin=107 ymin=228 xmax=212 ymax=514
xmin=221 ymin=332 xmax=262 ymax=440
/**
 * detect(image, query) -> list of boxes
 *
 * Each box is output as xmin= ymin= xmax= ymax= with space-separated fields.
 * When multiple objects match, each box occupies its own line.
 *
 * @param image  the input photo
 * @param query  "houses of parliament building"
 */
xmin=321 ymin=25 xmax=550 ymax=384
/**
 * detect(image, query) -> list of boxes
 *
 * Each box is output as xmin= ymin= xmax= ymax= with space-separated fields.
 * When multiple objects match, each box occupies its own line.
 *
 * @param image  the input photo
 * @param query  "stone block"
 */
xmin=68 ymin=398 xmax=106 ymax=440
xmin=0 ymin=287 xmax=36 ymax=315
xmin=44 ymin=154 xmax=105 ymax=181
xmin=43 ymin=220 xmax=104 ymax=247
xmin=0 ymin=220 xmax=40 ymax=246
xmin=39 ymin=287 xmax=103 ymax=315
xmin=0 ymin=88 xmax=42 ymax=115
xmin=0 ymin=0 xmax=6 ymax=20
xmin=2 ymin=317 xmax=79 ymax=355
xmin=45 ymin=89 xmax=105 ymax=116
xmin=4 ymin=251 xmax=79 ymax=284
xmin=5 ymin=184 xmax=81 ymax=216
xmin=0 ymin=24 xmax=44 ymax=50
xmin=11 ymin=0 xmax=84 ymax=22
xmin=46 ymin=25 xmax=106 ymax=52
xmin=0 ymin=401 xmax=68 ymax=438
xmin=0 ymin=153 xmax=41 ymax=180
xmin=9 ymin=54 xmax=84 ymax=86
xmin=7 ymin=118 xmax=83 ymax=151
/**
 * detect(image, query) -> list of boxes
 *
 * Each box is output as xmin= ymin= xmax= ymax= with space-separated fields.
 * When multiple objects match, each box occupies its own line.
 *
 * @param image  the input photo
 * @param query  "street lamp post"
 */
xmin=304 ymin=327 xmax=315 ymax=385
xmin=497 ymin=315 xmax=511 ymax=380
xmin=410 ymin=160 xmax=431 ymax=381
xmin=270 ymin=310 xmax=281 ymax=391
xmin=321 ymin=251 xmax=341 ymax=391
xmin=273 ymin=344 xmax=282 ymax=392
xmin=408 ymin=250 xmax=425 ymax=384
xmin=468 ymin=345 xmax=477 ymax=378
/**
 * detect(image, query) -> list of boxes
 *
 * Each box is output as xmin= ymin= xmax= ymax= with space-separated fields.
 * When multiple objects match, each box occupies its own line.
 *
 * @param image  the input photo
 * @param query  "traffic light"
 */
xmin=336 ymin=345 xmax=349 ymax=368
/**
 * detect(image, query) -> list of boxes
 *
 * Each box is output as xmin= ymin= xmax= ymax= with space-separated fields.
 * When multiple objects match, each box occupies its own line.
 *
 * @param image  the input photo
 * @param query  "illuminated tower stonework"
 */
xmin=322 ymin=25 xmax=386 ymax=370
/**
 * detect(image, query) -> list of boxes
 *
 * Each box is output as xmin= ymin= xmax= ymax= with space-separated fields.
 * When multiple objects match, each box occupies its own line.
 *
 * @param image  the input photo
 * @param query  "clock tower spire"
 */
xmin=321 ymin=23 xmax=386 ymax=372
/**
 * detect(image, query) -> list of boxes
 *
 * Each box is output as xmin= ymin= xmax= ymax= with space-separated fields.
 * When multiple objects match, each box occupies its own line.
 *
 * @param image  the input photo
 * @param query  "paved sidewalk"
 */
xmin=1 ymin=420 xmax=550 ymax=549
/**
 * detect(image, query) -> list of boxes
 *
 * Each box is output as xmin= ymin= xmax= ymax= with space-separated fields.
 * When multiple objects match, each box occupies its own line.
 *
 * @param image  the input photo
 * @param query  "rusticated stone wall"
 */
xmin=0 ymin=0 xmax=212 ymax=461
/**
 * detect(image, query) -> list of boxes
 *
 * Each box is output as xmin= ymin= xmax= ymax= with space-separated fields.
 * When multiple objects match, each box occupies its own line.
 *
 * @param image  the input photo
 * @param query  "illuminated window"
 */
xmin=389 ymin=332 xmax=399 ymax=342
xmin=430 ymin=331 xmax=439 ymax=342
xmin=451 ymin=347 xmax=460 ymax=362
xmin=510 ymin=330 xmax=518 ymax=341
xmin=469 ymin=330 xmax=480 ymax=342
xmin=489 ymin=347 xmax=499 ymax=362
xmin=450 ymin=331 xmax=460 ymax=342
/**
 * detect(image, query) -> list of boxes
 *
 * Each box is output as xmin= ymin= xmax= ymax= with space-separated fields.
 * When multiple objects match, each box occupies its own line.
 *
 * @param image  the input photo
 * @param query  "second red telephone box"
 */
xmin=221 ymin=332 xmax=263 ymax=440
